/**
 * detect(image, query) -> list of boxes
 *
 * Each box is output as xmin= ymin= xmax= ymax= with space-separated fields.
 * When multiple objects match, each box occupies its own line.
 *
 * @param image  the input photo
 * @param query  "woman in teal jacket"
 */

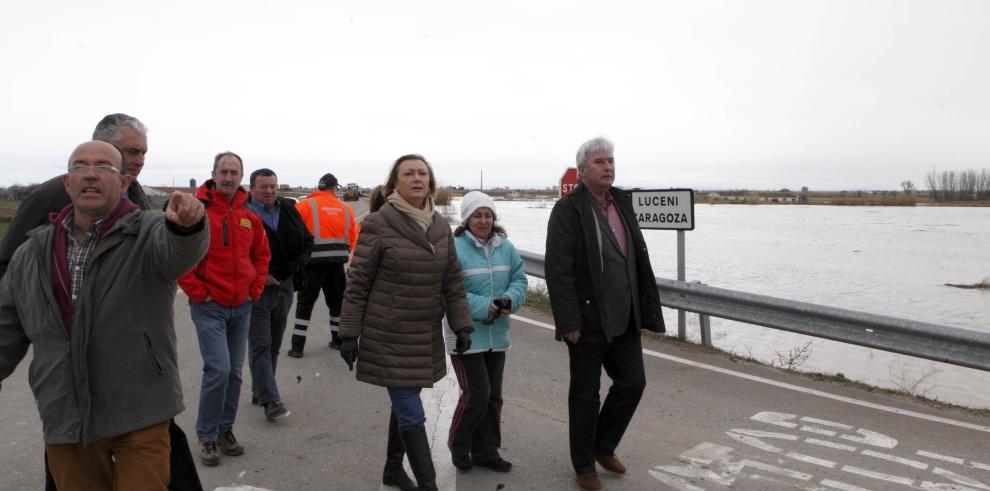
xmin=443 ymin=191 xmax=527 ymax=472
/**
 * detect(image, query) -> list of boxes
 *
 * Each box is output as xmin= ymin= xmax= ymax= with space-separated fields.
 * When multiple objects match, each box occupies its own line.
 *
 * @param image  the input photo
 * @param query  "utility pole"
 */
xmin=480 ymin=170 xmax=484 ymax=190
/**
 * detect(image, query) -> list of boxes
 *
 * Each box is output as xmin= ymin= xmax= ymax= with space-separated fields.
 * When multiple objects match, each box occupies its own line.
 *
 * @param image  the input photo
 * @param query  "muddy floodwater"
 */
xmin=459 ymin=199 xmax=990 ymax=409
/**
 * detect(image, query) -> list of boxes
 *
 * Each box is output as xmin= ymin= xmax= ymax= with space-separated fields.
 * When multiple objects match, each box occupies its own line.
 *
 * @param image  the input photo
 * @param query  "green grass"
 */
xmin=0 ymin=200 xmax=20 ymax=210
xmin=0 ymin=221 xmax=8 ymax=239
xmin=525 ymin=286 xmax=552 ymax=312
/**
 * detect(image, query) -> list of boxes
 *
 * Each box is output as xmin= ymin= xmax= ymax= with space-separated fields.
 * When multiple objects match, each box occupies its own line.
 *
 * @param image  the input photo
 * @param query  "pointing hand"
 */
xmin=166 ymin=191 xmax=205 ymax=229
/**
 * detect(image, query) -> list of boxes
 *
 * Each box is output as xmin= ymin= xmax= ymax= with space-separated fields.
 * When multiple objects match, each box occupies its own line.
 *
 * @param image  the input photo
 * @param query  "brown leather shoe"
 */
xmin=594 ymin=453 xmax=626 ymax=474
xmin=576 ymin=471 xmax=603 ymax=490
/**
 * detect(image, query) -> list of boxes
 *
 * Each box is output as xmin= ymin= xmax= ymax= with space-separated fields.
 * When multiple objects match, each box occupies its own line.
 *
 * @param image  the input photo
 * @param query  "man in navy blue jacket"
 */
xmin=246 ymin=168 xmax=313 ymax=421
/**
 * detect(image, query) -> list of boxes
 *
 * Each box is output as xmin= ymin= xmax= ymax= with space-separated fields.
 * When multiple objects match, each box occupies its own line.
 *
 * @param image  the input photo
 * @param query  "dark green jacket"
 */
xmin=0 ymin=208 xmax=208 ymax=444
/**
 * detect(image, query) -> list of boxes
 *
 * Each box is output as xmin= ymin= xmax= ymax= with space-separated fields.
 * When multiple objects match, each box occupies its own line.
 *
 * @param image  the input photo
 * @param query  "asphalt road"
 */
xmin=2 ymin=198 xmax=989 ymax=490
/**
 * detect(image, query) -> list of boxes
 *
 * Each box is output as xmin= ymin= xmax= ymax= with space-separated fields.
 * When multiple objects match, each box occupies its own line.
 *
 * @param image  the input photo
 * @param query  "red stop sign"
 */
xmin=560 ymin=167 xmax=578 ymax=197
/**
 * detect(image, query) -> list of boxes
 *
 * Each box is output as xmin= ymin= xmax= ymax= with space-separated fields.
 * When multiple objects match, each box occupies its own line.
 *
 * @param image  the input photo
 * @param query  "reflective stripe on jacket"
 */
xmin=296 ymin=191 xmax=357 ymax=264
xmin=443 ymin=232 xmax=527 ymax=354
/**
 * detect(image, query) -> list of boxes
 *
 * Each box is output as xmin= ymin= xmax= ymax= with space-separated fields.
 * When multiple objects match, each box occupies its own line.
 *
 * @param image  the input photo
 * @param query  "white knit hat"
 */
xmin=460 ymin=191 xmax=497 ymax=225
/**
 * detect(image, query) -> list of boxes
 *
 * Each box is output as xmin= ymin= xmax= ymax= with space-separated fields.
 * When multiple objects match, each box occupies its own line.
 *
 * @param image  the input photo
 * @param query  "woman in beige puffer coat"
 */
xmin=339 ymin=154 xmax=473 ymax=491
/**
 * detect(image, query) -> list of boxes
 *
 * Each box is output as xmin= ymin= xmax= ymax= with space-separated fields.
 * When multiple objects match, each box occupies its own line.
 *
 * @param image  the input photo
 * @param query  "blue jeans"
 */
xmin=387 ymin=388 xmax=426 ymax=432
xmin=191 ymin=300 xmax=252 ymax=442
xmin=249 ymin=278 xmax=294 ymax=405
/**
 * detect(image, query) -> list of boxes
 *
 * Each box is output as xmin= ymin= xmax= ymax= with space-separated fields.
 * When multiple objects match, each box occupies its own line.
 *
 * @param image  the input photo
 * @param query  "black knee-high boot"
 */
xmin=398 ymin=425 xmax=437 ymax=491
xmin=382 ymin=412 xmax=416 ymax=491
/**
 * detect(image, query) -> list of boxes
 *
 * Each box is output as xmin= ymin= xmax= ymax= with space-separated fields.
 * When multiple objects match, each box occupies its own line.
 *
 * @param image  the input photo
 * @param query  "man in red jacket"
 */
xmin=178 ymin=152 xmax=270 ymax=467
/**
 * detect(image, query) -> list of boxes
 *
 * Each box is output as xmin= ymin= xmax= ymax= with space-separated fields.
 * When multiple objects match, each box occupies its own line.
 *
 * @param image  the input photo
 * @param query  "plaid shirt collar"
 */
xmin=61 ymin=211 xmax=104 ymax=305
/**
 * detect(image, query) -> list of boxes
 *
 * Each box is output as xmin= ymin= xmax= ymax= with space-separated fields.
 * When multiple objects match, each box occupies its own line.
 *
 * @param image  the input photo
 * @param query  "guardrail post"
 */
xmin=677 ymin=230 xmax=686 ymax=341
xmin=699 ymin=314 xmax=712 ymax=347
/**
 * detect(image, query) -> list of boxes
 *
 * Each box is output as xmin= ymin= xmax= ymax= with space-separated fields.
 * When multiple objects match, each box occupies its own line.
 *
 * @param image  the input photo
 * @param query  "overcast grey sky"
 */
xmin=1 ymin=0 xmax=988 ymax=191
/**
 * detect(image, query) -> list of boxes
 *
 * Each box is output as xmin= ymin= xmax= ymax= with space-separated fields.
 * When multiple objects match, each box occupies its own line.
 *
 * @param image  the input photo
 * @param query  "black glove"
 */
xmin=454 ymin=329 xmax=472 ymax=354
xmin=340 ymin=337 xmax=358 ymax=371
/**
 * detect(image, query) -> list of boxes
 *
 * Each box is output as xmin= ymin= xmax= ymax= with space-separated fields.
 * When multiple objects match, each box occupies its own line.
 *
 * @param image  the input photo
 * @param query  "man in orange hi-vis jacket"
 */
xmin=288 ymin=173 xmax=358 ymax=357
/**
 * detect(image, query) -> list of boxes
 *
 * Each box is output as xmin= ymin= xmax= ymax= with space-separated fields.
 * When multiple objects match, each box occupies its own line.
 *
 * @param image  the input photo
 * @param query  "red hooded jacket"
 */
xmin=178 ymin=180 xmax=270 ymax=306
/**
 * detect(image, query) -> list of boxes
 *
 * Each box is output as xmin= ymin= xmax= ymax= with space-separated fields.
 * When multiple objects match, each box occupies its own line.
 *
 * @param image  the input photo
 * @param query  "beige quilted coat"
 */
xmin=340 ymin=203 xmax=473 ymax=387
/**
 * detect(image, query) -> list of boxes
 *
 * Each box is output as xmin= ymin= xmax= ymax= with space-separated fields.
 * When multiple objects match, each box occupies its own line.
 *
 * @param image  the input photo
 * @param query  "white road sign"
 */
xmin=631 ymin=188 xmax=695 ymax=230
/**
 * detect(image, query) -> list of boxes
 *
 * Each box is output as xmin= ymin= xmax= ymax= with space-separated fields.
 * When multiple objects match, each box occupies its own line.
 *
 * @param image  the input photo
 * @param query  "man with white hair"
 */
xmin=0 ymin=113 xmax=150 ymax=278
xmin=545 ymin=136 xmax=666 ymax=491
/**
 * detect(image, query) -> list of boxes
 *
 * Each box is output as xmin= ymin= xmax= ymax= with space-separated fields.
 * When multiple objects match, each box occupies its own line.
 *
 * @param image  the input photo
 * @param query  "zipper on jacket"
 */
xmin=143 ymin=333 xmax=165 ymax=375
xmin=222 ymin=217 xmax=229 ymax=247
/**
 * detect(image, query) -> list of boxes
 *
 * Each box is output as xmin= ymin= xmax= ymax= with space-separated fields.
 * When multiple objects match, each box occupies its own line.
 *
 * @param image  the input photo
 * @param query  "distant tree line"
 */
xmin=1 ymin=183 xmax=42 ymax=201
xmin=924 ymin=168 xmax=990 ymax=201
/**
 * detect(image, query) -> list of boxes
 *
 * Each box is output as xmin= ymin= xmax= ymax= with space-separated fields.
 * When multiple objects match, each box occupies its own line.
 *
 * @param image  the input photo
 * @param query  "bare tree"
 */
xmin=900 ymin=180 xmax=915 ymax=193
xmin=977 ymin=169 xmax=990 ymax=200
xmin=959 ymin=169 xmax=977 ymax=200
xmin=925 ymin=169 xmax=940 ymax=201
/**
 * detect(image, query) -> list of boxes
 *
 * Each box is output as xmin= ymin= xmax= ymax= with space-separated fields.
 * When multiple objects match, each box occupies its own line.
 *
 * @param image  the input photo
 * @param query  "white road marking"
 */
xmin=738 ymin=458 xmax=814 ymax=481
xmin=917 ymin=450 xmax=966 ymax=465
xmin=786 ymin=451 xmax=837 ymax=469
xmin=971 ymin=461 xmax=990 ymax=471
xmin=751 ymin=411 xmax=799 ymax=428
xmin=655 ymin=463 xmax=733 ymax=485
xmin=511 ymin=314 xmax=990 ymax=434
xmin=841 ymin=465 xmax=915 ymax=486
xmin=648 ymin=468 xmax=707 ymax=491
xmin=681 ymin=441 xmax=736 ymax=465
xmin=418 ymin=358 xmax=460 ymax=491
xmin=860 ymin=449 xmax=928 ymax=469
xmin=839 ymin=429 xmax=897 ymax=449
xmin=801 ymin=417 xmax=854 ymax=430
xmin=805 ymin=438 xmax=858 ymax=452
xmin=933 ymin=467 xmax=990 ymax=490
xmin=726 ymin=432 xmax=783 ymax=453
xmin=801 ymin=425 xmax=838 ymax=437
xmin=919 ymin=481 xmax=981 ymax=491
xmin=820 ymin=478 xmax=873 ymax=491
xmin=729 ymin=429 xmax=799 ymax=440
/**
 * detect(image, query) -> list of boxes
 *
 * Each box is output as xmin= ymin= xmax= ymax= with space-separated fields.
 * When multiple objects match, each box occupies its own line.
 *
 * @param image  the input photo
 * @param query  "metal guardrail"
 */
xmin=518 ymin=250 xmax=990 ymax=372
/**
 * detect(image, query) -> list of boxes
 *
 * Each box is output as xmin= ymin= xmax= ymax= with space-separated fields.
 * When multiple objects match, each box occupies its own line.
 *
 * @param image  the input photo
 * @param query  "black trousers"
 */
xmin=290 ymin=262 xmax=345 ymax=350
xmin=566 ymin=328 xmax=646 ymax=474
xmin=249 ymin=277 xmax=294 ymax=404
xmin=448 ymin=351 xmax=506 ymax=461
